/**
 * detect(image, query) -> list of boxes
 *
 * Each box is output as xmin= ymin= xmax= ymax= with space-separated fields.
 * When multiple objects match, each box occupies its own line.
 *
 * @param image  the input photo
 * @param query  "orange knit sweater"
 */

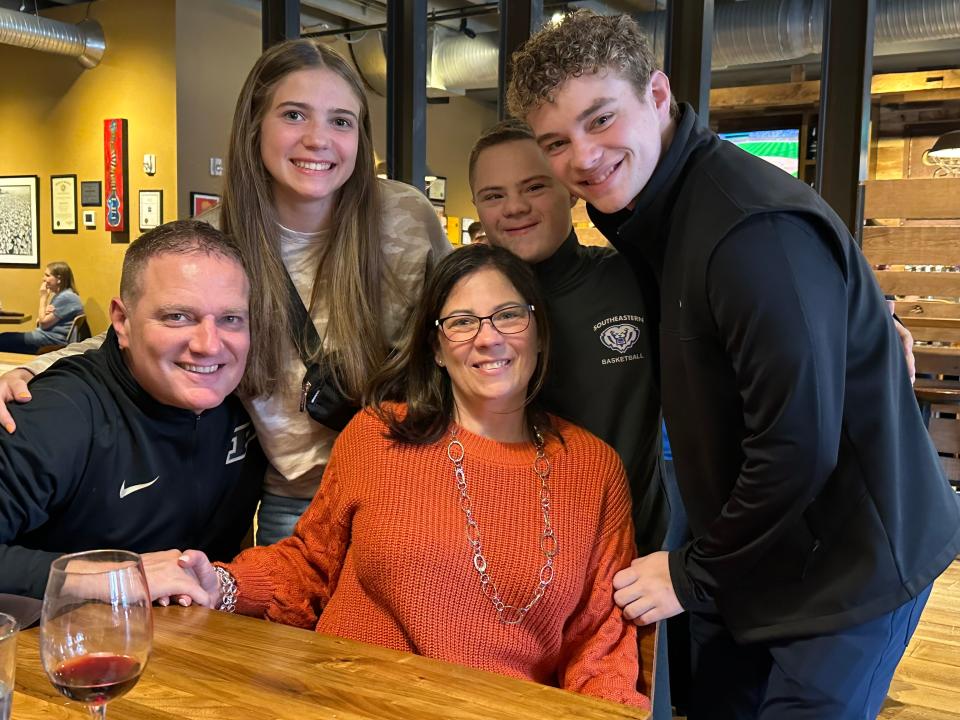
xmin=225 ymin=407 xmax=650 ymax=709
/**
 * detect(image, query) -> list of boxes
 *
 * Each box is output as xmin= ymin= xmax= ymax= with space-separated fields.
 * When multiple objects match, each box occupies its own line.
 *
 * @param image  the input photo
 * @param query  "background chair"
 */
xmin=35 ymin=313 xmax=90 ymax=355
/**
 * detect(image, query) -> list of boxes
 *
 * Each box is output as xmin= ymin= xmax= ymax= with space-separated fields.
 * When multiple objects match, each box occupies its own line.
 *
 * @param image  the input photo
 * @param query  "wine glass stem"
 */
xmin=88 ymin=704 xmax=107 ymax=719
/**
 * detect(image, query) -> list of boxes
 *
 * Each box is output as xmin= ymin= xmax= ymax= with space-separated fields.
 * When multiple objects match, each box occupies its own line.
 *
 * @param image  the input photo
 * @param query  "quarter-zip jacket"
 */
xmin=534 ymin=232 xmax=668 ymax=554
xmin=0 ymin=328 xmax=263 ymax=597
xmin=590 ymin=104 xmax=960 ymax=643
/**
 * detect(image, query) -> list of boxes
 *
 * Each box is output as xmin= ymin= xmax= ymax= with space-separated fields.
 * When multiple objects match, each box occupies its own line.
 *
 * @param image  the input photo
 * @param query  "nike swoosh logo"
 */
xmin=119 ymin=476 xmax=159 ymax=499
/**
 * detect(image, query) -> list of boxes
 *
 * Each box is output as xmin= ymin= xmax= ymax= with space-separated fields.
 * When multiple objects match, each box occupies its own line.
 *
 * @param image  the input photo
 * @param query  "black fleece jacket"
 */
xmin=590 ymin=104 xmax=960 ymax=642
xmin=534 ymin=232 xmax=667 ymax=555
xmin=0 ymin=329 xmax=263 ymax=597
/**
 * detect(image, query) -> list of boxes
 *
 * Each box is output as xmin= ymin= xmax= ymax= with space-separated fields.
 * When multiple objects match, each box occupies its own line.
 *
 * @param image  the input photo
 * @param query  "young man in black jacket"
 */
xmin=509 ymin=10 xmax=960 ymax=719
xmin=0 ymin=220 xmax=263 ymax=600
xmin=469 ymin=119 xmax=668 ymax=558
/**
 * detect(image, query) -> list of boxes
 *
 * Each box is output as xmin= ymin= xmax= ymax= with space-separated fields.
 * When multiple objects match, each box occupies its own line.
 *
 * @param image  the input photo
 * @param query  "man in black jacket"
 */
xmin=508 ymin=10 xmax=960 ymax=719
xmin=468 ymin=119 xmax=668 ymax=557
xmin=0 ymin=220 xmax=263 ymax=600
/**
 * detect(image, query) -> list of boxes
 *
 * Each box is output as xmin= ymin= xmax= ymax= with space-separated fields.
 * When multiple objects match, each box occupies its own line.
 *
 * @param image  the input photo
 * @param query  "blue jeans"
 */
xmin=0 ymin=330 xmax=46 ymax=354
xmin=687 ymin=584 xmax=933 ymax=719
xmin=255 ymin=492 xmax=311 ymax=546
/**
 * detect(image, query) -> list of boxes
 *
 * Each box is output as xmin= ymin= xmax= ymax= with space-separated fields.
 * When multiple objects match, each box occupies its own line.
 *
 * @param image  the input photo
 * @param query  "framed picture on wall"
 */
xmin=80 ymin=180 xmax=102 ymax=207
xmin=51 ymin=174 xmax=78 ymax=234
xmin=139 ymin=189 xmax=163 ymax=231
xmin=0 ymin=175 xmax=41 ymax=267
xmin=190 ymin=192 xmax=220 ymax=217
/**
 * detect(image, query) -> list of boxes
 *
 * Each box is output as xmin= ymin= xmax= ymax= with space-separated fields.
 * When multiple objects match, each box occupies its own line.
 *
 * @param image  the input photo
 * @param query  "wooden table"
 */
xmin=12 ymin=606 xmax=649 ymax=719
xmin=0 ymin=313 xmax=31 ymax=325
xmin=0 ymin=352 xmax=35 ymax=375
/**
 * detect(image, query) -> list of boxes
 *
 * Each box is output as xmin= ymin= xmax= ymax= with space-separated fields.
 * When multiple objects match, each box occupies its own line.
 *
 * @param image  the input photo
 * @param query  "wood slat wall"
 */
xmin=710 ymin=68 xmax=960 ymax=111
xmin=863 ymin=227 xmax=960 ymax=265
xmin=876 ymin=273 xmax=960 ymax=298
xmin=863 ymin=177 xmax=960 ymax=491
xmin=864 ymin=179 xmax=960 ymax=220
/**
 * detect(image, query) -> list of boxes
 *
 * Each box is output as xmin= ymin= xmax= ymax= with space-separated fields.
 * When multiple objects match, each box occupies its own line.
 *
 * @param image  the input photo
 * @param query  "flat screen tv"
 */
xmin=718 ymin=128 xmax=800 ymax=177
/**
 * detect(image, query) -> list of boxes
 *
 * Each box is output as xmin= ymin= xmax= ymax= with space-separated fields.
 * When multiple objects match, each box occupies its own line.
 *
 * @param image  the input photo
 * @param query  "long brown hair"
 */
xmin=221 ymin=39 xmax=386 ymax=400
xmin=47 ymin=261 xmax=77 ymax=295
xmin=365 ymin=244 xmax=557 ymax=446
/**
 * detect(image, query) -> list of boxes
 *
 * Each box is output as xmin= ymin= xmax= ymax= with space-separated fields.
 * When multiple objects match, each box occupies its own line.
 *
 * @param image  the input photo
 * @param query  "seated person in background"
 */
xmin=154 ymin=244 xmax=650 ymax=710
xmin=466 ymin=220 xmax=487 ymax=244
xmin=0 ymin=220 xmax=264 ymax=598
xmin=0 ymin=262 xmax=84 ymax=354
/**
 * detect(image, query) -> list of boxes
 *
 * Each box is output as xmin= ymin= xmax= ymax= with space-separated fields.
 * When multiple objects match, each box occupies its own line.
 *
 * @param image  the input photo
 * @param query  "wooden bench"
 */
xmin=863 ymin=177 xmax=960 ymax=491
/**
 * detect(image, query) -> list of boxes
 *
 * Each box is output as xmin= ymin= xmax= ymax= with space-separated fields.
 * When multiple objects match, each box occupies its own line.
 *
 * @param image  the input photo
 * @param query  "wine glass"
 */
xmin=0 ymin=612 xmax=17 ymax=720
xmin=40 ymin=550 xmax=153 ymax=718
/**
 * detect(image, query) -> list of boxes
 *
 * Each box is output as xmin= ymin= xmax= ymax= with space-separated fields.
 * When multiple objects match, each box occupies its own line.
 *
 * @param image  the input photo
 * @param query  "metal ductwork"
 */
xmin=640 ymin=0 xmax=960 ymax=69
xmin=431 ymin=31 xmax=500 ymax=91
xmin=351 ymin=0 xmax=960 ymax=95
xmin=0 ymin=8 xmax=105 ymax=69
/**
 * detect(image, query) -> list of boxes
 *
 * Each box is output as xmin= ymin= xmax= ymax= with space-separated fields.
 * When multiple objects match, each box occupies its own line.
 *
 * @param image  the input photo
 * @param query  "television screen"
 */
xmin=718 ymin=129 xmax=800 ymax=177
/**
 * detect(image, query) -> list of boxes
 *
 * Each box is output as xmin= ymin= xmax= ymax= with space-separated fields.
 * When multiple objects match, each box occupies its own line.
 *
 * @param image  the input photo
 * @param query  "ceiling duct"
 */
xmin=351 ymin=0 xmax=960 ymax=96
xmin=637 ymin=0 xmax=960 ymax=69
xmin=0 ymin=7 xmax=105 ymax=68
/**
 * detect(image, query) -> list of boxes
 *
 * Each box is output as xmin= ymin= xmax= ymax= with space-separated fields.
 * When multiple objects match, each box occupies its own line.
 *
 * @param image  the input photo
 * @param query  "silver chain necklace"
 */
xmin=446 ymin=425 xmax=559 ymax=625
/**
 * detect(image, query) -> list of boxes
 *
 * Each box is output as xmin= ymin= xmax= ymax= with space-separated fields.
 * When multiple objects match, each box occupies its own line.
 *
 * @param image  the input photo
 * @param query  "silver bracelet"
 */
xmin=214 ymin=566 xmax=237 ymax=613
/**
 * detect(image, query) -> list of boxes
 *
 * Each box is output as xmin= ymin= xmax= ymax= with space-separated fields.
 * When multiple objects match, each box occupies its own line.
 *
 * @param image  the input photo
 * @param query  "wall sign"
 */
xmin=80 ymin=180 xmax=102 ymax=207
xmin=103 ymin=118 xmax=129 ymax=234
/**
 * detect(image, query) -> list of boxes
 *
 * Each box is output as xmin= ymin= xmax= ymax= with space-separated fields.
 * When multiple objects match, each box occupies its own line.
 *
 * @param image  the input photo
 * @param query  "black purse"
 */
xmin=284 ymin=273 xmax=359 ymax=432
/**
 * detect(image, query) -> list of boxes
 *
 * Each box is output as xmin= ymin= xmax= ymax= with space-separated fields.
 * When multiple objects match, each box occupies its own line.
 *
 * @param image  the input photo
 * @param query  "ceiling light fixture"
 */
xmin=923 ymin=130 xmax=960 ymax=177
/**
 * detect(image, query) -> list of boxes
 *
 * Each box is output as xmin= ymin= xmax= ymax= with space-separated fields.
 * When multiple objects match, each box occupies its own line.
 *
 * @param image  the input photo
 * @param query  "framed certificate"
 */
xmin=51 ymin=174 xmax=78 ymax=234
xmin=139 ymin=189 xmax=163 ymax=231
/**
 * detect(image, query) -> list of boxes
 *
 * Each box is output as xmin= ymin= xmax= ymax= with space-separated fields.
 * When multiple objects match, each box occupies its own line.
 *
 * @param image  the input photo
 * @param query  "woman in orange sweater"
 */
xmin=169 ymin=244 xmax=649 ymax=709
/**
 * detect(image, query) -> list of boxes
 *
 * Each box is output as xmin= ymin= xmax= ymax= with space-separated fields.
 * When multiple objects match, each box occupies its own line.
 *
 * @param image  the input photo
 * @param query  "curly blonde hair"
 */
xmin=507 ymin=10 xmax=676 ymax=120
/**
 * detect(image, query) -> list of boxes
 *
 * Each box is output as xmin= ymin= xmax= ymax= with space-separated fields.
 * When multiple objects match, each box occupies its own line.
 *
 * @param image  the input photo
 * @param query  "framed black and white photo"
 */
xmin=51 ymin=174 xmax=78 ymax=234
xmin=0 ymin=175 xmax=40 ymax=267
xmin=139 ymin=189 xmax=163 ymax=231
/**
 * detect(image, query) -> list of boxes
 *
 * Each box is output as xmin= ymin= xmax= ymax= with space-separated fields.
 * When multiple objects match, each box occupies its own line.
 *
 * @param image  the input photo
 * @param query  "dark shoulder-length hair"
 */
xmin=364 ymin=243 xmax=557 ymax=445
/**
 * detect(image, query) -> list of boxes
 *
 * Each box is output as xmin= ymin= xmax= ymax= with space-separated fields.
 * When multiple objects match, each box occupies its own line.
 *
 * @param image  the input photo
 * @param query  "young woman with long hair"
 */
xmin=0 ymin=262 xmax=83 ymax=353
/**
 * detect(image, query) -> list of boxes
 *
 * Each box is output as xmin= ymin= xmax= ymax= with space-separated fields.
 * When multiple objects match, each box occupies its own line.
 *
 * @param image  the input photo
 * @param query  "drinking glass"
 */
xmin=0 ymin=612 xmax=17 ymax=720
xmin=40 ymin=550 xmax=153 ymax=718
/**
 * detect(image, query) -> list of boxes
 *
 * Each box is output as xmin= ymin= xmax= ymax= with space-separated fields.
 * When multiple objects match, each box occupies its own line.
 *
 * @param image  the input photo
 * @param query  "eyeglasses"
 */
xmin=436 ymin=304 xmax=534 ymax=342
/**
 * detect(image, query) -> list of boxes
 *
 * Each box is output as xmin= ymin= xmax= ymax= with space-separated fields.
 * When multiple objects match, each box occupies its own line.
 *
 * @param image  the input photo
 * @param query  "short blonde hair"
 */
xmin=507 ymin=10 xmax=676 ymax=120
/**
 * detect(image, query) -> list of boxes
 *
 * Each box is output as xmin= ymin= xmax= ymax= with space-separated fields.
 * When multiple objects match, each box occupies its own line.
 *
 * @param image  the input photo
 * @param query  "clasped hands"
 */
xmin=613 ymin=550 xmax=684 ymax=626
xmin=140 ymin=549 xmax=221 ymax=609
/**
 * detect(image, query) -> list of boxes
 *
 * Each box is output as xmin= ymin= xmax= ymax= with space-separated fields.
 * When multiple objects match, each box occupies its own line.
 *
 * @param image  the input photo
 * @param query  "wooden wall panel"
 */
xmin=864 ymin=178 xmax=960 ymax=220
xmin=895 ymin=301 xmax=960 ymax=320
xmin=876 ymin=272 xmax=960 ymax=298
xmin=863 ymin=227 xmax=960 ymax=265
xmin=915 ymin=347 xmax=960 ymax=376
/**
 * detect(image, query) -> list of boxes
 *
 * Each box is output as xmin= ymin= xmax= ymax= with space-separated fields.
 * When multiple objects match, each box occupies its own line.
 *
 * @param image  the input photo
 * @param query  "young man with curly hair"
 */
xmin=508 ymin=10 xmax=960 ymax=720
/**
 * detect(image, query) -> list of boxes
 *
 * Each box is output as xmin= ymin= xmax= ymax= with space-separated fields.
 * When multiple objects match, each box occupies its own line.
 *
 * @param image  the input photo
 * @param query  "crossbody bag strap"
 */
xmin=283 ymin=270 xmax=323 ymax=368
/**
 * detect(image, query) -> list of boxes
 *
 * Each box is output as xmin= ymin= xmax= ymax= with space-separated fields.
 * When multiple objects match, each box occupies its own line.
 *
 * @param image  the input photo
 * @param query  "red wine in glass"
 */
xmin=51 ymin=653 xmax=142 ymax=705
xmin=41 ymin=549 xmax=152 ymax=719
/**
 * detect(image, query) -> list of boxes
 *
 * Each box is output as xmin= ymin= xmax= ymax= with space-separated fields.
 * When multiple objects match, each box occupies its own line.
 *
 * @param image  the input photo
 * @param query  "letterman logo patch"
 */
xmin=225 ymin=422 xmax=256 ymax=465
xmin=600 ymin=324 xmax=639 ymax=354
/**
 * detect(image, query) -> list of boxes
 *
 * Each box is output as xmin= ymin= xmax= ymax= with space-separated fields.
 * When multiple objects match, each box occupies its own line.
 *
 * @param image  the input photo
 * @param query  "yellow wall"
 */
xmin=175 ymin=0 xmax=261 ymax=215
xmin=0 ymin=0 xmax=177 ymax=334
